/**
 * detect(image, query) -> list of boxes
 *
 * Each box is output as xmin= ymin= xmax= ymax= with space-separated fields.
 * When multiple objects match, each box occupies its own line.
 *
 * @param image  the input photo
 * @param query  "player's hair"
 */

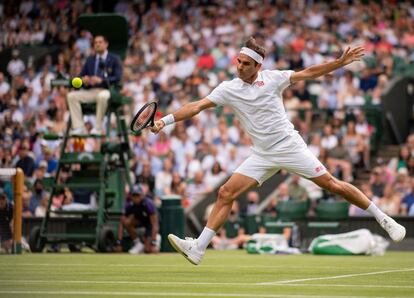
xmin=244 ymin=37 xmax=265 ymax=59
xmin=94 ymin=34 xmax=108 ymax=43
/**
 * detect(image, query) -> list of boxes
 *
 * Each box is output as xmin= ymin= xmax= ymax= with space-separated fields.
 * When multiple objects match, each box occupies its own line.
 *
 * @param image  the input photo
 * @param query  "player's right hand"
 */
xmin=150 ymin=120 xmax=165 ymax=134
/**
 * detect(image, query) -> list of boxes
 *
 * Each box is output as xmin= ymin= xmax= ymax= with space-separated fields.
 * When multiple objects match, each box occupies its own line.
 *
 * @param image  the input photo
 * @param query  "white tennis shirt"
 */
xmin=207 ymin=69 xmax=296 ymax=155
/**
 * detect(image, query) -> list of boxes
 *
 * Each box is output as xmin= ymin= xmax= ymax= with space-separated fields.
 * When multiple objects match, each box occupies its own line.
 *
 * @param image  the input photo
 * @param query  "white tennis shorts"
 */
xmin=234 ymin=135 xmax=327 ymax=186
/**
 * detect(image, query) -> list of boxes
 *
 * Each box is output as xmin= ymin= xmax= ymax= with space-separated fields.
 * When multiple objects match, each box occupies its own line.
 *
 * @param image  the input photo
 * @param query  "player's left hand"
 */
xmin=338 ymin=46 xmax=365 ymax=66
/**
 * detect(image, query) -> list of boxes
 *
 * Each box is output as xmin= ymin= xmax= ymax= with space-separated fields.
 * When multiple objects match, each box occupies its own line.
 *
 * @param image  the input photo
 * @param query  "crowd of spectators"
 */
xmin=0 ymin=0 xmax=413 ymax=222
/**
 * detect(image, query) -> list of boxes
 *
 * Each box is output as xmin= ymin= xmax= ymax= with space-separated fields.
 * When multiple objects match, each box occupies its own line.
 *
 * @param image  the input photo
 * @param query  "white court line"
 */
xmin=258 ymin=268 xmax=414 ymax=285
xmin=0 ymin=263 xmax=393 ymax=270
xmin=0 ymin=290 xmax=410 ymax=298
xmin=1 ymin=280 xmax=414 ymax=289
xmin=0 ymin=262 xmax=338 ymax=269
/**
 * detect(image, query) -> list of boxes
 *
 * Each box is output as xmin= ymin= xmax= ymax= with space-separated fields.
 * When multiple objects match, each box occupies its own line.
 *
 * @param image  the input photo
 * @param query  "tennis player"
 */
xmin=151 ymin=37 xmax=406 ymax=265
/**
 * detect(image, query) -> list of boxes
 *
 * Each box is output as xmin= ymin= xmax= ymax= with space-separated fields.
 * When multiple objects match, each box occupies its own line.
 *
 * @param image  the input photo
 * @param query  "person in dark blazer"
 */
xmin=67 ymin=35 xmax=122 ymax=135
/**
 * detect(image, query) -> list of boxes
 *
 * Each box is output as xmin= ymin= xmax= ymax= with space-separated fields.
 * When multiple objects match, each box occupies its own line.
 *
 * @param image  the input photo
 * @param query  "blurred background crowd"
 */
xmin=0 ymin=0 xmax=413 ymax=220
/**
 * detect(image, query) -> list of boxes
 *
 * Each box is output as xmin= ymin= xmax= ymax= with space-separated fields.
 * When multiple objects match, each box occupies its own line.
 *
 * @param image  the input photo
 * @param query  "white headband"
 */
xmin=240 ymin=47 xmax=263 ymax=64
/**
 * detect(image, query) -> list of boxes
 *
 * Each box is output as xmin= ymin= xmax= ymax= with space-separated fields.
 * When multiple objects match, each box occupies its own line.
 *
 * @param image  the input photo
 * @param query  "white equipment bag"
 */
xmin=309 ymin=229 xmax=389 ymax=256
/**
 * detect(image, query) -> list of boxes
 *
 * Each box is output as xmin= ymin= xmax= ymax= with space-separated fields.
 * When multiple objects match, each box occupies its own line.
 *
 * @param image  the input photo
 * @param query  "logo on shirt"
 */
xmin=315 ymin=166 xmax=324 ymax=173
xmin=256 ymin=81 xmax=265 ymax=87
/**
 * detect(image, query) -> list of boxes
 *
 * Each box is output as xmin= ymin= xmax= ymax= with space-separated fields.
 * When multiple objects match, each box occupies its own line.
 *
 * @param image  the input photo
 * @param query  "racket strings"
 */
xmin=133 ymin=103 xmax=156 ymax=131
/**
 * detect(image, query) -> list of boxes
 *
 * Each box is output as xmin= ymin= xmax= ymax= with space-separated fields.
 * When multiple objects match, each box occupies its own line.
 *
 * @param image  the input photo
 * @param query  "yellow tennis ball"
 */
xmin=72 ymin=77 xmax=83 ymax=88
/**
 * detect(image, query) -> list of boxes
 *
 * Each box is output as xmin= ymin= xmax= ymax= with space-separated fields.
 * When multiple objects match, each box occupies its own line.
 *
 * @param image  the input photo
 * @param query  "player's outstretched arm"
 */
xmin=150 ymin=97 xmax=216 ymax=134
xmin=291 ymin=46 xmax=364 ymax=83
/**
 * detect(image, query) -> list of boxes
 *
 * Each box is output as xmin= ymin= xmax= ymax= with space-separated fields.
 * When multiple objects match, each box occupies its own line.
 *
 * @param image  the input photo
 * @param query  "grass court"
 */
xmin=0 ymin=250 xmax=413 ymax=298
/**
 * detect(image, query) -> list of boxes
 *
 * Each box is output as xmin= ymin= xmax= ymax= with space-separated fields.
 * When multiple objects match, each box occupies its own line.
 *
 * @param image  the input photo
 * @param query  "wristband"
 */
xmin=160 ymin=114 xmax=175 ymax=126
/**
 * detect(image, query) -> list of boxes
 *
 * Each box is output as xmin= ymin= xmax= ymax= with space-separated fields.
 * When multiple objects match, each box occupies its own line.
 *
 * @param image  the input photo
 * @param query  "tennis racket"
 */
xmin=130 ymin=101 xmax=158 ymax=135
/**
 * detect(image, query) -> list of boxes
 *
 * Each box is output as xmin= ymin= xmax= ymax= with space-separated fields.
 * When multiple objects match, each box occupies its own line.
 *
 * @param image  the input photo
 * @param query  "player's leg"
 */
xmin=310 ymin=173 xmax=406 ymax=242
xmin=311 ymin=172 xmax=371 ymax=209
xmin=205 ymin=173 xmax=258 ymax=231
xmin=278 ymin=141 xmax=406 ymax=243
xmin=168 ymin=173 xmax=258 ymax=264
xmin=168 ymin=154 xmax=276 ymax=265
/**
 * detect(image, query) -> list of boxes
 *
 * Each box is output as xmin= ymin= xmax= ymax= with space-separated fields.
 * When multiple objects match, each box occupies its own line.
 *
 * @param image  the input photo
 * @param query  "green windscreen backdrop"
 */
xmin=381 ymin=76 xmax=414 ymax=144
xmin=78 ymin=13 xmax=128 ymax=60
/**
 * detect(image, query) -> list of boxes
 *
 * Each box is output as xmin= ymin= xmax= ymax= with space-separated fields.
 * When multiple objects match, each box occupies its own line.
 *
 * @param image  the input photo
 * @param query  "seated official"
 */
xmin=117 ymin=185 xmax=159 ymax=254
xmin=67 ymin=35 xmax=122 ymax=135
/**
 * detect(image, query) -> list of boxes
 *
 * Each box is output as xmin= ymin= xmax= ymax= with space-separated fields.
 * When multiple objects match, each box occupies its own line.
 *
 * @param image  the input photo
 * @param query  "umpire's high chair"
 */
xmin=29 ymin=14 xmax=133 ymax=253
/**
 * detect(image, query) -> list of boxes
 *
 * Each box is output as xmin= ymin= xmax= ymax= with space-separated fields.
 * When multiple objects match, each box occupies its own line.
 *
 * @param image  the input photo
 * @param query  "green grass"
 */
xmin=0 ymin=250 xmax=414 ymax=298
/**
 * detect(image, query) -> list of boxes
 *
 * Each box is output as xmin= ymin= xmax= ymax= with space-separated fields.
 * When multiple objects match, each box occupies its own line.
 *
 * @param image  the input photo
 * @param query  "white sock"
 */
xmin=197 ymin=227 xmax=216 ymax=251
xmin=366 ymin=202 xmax=387 ymax=222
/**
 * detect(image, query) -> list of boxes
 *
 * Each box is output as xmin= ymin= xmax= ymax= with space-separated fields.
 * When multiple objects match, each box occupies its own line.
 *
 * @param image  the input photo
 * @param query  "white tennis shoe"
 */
xmin=379 ymin=216 xmax=406 ymax=242
xmin=168 ymin=234 xmax=204 ymax=265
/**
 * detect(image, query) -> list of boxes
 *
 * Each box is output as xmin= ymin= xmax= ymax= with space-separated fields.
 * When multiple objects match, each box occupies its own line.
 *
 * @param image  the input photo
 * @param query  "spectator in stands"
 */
xmin=67 ymin=35 xmax=122 ymax=135
xmin=401 ymin=177 xmax=414 ymax=216
xmin=407 ymin=133 xmax=414 ymax=156
xmin=15 ymin=144 xmax=35 ymax=178
xmin=288 ymin=175 xmax=309 ymax=201
xmin=0 ymin=191 xmax=13 ymax=253
xmin=204 ymin=161 xmax=226 ymax=189
xmin=118 ymin=185 xmax=159 ymax=254
xmin=319 ymin=73 xmax=339 ymax=110
xmin=155 ymin=159 xmax=173 ymax=197
xmin=307 ymin=133 xmax=324 ymax=159
xmin=354 ymin=111 xmax=372 ymax=170
xmin=166 ymin=172 xmax=187 ymax=199
xmin=42 ymin=148 xmax=58 ymax=175
xmin=245 ymin=191 xmax=260 ymax=215
xmin=343 ymin=120 xmax=366 ymax=168
xmin=186 ymin=171 xmax=211 ymax=205
xmin=326 ymin=137 xmax=353 ymax=183
xmin=393 ymin=168 xmax=412 ymax=197
xmin=390 ymin=145 xmax=411 ymax=173
xmin=275 ymin=183 xmax=292 ymax=203
xmin=29 ymin=179 xmax=45 ymax=214
xmin=22 ymin=185 xmax=33 ymax=217
xmin=283 ymin=89 xmax=301 ymax=121
xmin=136 ymin=160 xmax=155 ymax=196
xmin=0 ymin=72 xmax=10 ymax=96
xmin=152 ymin=131 xmax=171 ymax=158
xmin=377 ymin=184 xmax=400 ymax=216
xmin=35 ymin=191 xmax=49 ymax=217
xmin=183 ymin=152 xmax=202 ymax=180
xmin=369 ymin=167 xmax=386 ymax=198
xmin=371 ymin=74 xmax=388 ymax=105
xmin=337 ymin=70 xmax=360 ymax=108
xmin=407 ymin=154 xmax=414 ymax=177
xmin=292 ymin=80 xmax=313 ymax=126
xmin=7 ymin=49 xmax=25 ymax=78
xmin=321 ymin=124 xmax=338 ymax=151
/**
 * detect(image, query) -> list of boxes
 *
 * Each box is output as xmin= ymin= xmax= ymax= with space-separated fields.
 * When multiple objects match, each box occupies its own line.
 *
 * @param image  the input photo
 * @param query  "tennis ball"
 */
xmin=72 ymin=77 xmax=82 ymax=88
